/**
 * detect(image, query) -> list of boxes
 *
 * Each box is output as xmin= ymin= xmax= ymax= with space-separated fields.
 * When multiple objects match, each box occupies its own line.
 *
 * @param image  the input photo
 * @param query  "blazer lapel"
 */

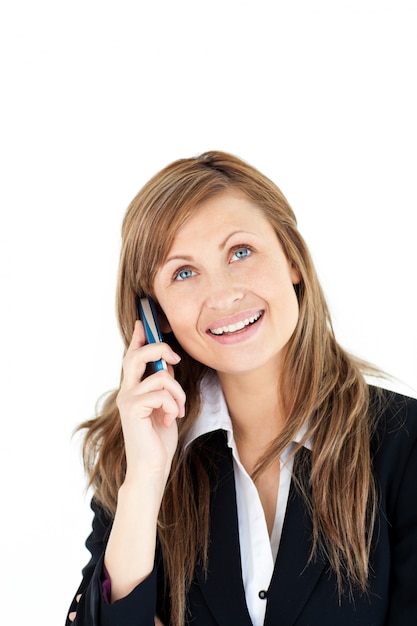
xmin=194 ymin=430 xmax=253 ymax=626
xmin=194 ymin=436 xmax=326 ymax=625
xmin=265 ymin=450 xmax=326 ymax=625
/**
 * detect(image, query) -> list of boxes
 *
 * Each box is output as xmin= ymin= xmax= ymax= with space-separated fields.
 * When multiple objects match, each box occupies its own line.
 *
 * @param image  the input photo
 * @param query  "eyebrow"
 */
xmin=164 ymin=230 xmax=256 ymax=265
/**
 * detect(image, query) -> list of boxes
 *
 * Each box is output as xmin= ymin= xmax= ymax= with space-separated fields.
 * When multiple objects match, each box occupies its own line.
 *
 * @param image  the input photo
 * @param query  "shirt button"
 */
xmin=258 ymin=590 xmax=268 ymax=600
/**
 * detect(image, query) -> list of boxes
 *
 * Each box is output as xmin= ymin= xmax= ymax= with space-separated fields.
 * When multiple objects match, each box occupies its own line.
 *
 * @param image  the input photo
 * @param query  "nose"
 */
xmin=205 ymin=271 xmax=244 ymax=311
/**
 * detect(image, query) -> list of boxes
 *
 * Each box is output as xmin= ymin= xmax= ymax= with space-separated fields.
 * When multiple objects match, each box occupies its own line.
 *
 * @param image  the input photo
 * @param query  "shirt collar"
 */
xmin=184 ymin=372 xmax=313 ymax=452
xmin=184 ymin=372 xmax=234 ymax=448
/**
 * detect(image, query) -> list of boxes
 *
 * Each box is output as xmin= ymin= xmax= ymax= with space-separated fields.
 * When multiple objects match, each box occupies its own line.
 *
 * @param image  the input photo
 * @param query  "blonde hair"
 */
xmin=79 ymin=151 xmax=381 ymax=625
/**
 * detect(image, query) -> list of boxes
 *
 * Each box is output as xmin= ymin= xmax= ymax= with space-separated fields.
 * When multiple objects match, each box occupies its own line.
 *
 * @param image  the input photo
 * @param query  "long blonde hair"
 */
xmin=79 ymin=151 xmax=381 ymax=625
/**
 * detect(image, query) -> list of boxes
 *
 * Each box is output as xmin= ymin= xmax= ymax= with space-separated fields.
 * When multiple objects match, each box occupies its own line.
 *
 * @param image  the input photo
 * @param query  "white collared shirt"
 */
xmin=185 ymin=373 xmax=312 ymax=626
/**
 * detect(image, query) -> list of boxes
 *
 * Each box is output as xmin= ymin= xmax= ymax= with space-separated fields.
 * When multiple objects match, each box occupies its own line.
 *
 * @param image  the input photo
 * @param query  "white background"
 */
xmin=0 ymin=1 xmax=416 ymax=624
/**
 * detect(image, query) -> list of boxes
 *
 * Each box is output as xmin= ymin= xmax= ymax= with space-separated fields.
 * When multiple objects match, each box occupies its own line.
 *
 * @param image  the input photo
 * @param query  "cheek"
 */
xmin=288 ymin=289 xmax=300 ymax=329
xmin=164 ymin=302 xmax=210 ymax=361
xmin=169 ymin=321 xmax=208 ymax=364
xmin=269 ymin=273 xmax=300 ymax=326
xmin=161 ymin=299 xmax=199 ymax=345
xmin=285 ymin=287 xmax=300 ymax=337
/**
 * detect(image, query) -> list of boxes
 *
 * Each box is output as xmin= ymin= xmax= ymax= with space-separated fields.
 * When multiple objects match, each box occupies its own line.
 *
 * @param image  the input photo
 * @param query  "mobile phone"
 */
xmin=137 ymin=296 xmax=168 ymax=372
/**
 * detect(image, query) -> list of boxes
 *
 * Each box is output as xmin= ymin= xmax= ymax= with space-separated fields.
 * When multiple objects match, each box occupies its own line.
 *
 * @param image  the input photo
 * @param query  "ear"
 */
xmin=290 ymin=263 xmax=302 ymax=285
xmin=158 ymin=310 xmax=172 ymax=334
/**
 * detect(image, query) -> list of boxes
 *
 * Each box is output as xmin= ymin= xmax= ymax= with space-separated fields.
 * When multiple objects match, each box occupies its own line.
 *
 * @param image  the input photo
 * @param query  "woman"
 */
xmin=67 ymin=151 xmax=417 ymax=626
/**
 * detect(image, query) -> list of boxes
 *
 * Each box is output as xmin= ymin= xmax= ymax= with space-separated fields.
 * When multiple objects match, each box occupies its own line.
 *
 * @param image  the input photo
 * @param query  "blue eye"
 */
xmin=174 ymin=267 xmax=196 ymax=281
xmin=232 ymin=246 xmax=252 ymax=261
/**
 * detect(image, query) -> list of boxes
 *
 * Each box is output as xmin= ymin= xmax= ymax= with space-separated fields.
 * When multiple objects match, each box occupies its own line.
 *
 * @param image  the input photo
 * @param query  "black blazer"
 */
xmin=67 ymin=389 xmax=417 ymax=625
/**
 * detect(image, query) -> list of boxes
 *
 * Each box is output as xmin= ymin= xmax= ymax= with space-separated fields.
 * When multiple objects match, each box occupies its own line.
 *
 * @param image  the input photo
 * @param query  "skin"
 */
xmin=154 ymin=190 xmax=300 ymax=442
xmin=71 ymin=190 xmax=300 ymax=622
xmin=154 ymin=190 xmax=300 ymax=381
xmin=154 ymin=190 xmax=301 ymax=531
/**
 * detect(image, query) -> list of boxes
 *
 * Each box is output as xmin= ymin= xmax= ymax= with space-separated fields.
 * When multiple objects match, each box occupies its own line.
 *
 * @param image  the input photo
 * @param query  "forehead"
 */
xmin=168 ymin=190 xmax=275 ymax=246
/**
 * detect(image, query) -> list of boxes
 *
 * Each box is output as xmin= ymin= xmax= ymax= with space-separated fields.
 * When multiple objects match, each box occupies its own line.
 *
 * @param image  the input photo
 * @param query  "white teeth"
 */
xmin=210 ymin=311 xmax=262 ymax=336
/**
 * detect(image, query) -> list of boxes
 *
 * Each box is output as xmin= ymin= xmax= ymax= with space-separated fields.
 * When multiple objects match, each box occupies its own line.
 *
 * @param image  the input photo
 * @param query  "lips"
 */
xmin=208 ymin=310 xmax=263 ymax=336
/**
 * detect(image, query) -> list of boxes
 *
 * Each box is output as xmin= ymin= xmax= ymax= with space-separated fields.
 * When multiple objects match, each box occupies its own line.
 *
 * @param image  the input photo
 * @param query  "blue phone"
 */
xmin=137 ymin=297 xmax=168 ymax=372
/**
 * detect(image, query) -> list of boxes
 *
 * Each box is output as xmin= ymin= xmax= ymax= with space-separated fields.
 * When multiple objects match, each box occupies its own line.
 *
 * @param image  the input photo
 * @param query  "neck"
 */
xmin=217 ymin=366 xmax=287 ymax=452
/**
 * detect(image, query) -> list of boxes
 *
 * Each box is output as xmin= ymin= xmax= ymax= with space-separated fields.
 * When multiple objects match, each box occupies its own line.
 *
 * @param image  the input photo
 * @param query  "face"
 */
xmin=153 ymin=190 xmax=301 ymax=379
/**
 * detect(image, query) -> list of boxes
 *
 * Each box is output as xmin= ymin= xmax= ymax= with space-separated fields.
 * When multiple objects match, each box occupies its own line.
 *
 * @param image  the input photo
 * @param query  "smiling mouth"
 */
xmin=208 ymin=311 xmax=264 ymax=336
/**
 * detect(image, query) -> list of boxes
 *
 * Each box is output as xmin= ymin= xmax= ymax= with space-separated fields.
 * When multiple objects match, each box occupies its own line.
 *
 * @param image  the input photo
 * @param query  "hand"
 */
xmin=68 ymin=594 xmax=81 ymax=622
xmin=68 ymin=593 xmax=165 ymax=625
xmin=116 ymin=320 xmax=186 ymax=484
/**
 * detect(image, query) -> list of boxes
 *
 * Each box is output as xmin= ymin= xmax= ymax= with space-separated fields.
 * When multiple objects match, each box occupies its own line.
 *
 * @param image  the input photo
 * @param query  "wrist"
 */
xmin=118 ymin=472 xmax=166 ymax=515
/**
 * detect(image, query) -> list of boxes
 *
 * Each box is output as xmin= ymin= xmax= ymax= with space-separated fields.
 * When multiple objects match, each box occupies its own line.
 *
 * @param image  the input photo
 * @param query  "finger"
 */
xmin=121 ymin=321 xmax=147 ymax=386
xmin=130 ymin=371 xmax=186 ymax=412
xmin=128 ymin=319 xmax=147 ymax=351
xmin=122 ymin=322 xmax=180 ymax=389
xmin=120 ymin=388 xmax=184 ymax=426
xmin=117 ymin=369 xmax=186 ymax=422
xmin=68 ymin=593 xmax=82 ymax=622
